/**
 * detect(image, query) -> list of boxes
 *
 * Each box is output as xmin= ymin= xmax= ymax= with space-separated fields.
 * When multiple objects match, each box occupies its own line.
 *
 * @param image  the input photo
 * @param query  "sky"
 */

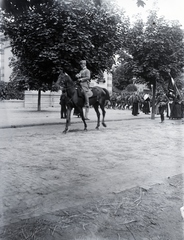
xmin=116 ymin=0 xmax=184 ymax=27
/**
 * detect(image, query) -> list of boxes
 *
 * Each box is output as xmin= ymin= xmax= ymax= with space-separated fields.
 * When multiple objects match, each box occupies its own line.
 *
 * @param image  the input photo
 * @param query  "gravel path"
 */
xmin=0 ymin=114 xmax=184 ymax=232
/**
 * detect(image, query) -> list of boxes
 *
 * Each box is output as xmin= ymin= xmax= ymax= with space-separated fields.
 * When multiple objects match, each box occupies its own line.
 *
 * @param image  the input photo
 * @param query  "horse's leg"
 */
xmin=93 ymin=103 xmax=100 ymax=129
xmin=100 ymin=101 xmax=107 ymax=127
xmin=76 ymin=106 xmax=87 ymax=131
xmin=63 ymin=108 xmax=71 ymax=133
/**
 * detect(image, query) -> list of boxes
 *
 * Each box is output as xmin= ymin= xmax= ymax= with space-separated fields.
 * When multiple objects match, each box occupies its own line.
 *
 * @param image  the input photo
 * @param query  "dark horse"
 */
xmin=56 ymin=71 xmax=110 ymax=133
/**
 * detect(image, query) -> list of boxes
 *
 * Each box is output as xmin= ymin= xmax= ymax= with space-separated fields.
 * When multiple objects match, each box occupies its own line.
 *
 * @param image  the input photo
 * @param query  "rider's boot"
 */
xmin=84 ymin=92 xmax=89 ymax=108
xmin=85 ymin=106 xmax=89 ymax=120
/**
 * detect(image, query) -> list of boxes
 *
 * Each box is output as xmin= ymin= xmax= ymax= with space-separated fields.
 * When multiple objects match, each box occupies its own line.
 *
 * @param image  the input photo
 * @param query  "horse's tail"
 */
xmin=102 ymin=88 xmax=110 ymax=100
xmin=101 ymin=88 xmax=111 ymax=108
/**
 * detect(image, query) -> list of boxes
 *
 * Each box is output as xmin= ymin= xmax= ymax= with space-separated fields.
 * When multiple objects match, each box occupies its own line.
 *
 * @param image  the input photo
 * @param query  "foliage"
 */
xmin=0 ymin=0 xmax=145 ymax=14
xmin=136 ymin=0 xmax=146 ymax=7
xmin=122 ymin=11 xmax=184 ymax=91
xmin=1 ymin=0 xmax=128 ymax=90
xmin=0 ymin=80 xmax=24 ymax=100
xmin=0 ymin=81 xmax=7 ymax=99
xmin=112 ymin=62 xmax=134 ymax=90
xmin=125 ymin=83 xmax=138 ymax=92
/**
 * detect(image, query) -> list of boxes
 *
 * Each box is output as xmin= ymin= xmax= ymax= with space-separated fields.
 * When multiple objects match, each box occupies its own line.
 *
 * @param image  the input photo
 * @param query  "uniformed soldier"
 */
xmin=76 ymin=60 xmax=91 ymax=108
xmin=156 ymin=92 xmax=169 ymax=123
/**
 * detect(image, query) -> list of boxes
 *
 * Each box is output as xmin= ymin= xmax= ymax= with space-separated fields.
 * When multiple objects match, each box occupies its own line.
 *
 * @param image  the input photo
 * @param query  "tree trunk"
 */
xmin=37 ymin=89 xmax=41 ymax=111
xmin=151 ymin=80 xmax=156 ymax=119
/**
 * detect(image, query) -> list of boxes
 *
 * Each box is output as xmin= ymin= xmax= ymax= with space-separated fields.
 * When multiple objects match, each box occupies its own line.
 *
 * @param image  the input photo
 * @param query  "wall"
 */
xmin=24 ymin=90 xmax=61 ymax=108
xmin=0 ymin=91 xmax=61 ymax=109
xmin=0 ymin=100 xmax=24 ymax=109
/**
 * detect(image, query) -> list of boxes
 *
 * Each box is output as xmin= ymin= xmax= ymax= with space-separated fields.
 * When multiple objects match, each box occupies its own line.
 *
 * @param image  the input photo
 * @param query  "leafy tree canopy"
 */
xmin=1 ymin=0 xmax=129 ymax=90
xmin=125 ymin=83 xmax=138 ymax=92
xmin=112 ymin=62 xmax=134 ymax=90
xmin=122 ymin=11 xmax=184 ymax=90
xmin=0 ymin=0 xmax=146 ymax=15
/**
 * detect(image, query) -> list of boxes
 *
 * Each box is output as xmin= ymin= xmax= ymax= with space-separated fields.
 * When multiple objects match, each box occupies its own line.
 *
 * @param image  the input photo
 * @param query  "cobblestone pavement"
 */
xmin=0 ymin=107 xmax=184 ymax=234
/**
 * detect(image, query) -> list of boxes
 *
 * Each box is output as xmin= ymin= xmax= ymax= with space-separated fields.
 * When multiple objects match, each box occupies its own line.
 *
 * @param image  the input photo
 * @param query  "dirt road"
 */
xmin=0 ymin=114 xmax=184 ymax=239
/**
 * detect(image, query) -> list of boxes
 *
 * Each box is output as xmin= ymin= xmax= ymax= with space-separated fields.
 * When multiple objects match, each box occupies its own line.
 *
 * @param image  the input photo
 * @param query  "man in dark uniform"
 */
xmin=131 ymin=92 xmax=140 ymax=116
xmin=59 ymin=89 xmax=67 ymax=119
xmin=156 ymin=92 xmax=169 ymax=123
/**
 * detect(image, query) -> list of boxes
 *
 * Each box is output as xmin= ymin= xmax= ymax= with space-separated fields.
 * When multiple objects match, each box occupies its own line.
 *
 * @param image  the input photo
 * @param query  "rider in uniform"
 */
xmin=76 ymin=60 xmax=91 ymax=108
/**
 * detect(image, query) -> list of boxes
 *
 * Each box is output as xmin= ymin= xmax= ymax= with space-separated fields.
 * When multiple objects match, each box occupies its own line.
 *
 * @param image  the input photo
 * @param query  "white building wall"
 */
xmin=3 ymin=46 xmax=13 ymax=82
xmin=0 ymin=35 xmax=13 ymax=82
xmin=24 ymin=90 xmax=61 ymax=108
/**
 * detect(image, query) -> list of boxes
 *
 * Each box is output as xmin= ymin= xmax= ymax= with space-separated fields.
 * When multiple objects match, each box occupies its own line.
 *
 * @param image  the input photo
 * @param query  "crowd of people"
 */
xmin=106 ymin=91 xmax=151 ymax=114
xmin=59 ymin=89 xmax=184 ymax=122
xmin=106 ymin=91 xmax=184 ymax=122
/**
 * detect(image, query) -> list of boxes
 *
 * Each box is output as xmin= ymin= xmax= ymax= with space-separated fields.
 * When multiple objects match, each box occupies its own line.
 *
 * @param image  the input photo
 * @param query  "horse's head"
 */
xmin=56 ymin=70 xmax=73 ymax=88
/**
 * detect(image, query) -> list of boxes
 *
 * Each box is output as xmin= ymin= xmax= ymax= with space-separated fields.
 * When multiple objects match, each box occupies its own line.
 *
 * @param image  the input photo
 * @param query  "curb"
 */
xmin=0 ymin=117 xmax=151 ymax=129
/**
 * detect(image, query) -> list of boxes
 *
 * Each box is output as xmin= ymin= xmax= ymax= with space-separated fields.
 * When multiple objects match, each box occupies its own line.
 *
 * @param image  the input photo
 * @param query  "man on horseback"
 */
xmin=76 ymin=60 xmax=91 ymax=108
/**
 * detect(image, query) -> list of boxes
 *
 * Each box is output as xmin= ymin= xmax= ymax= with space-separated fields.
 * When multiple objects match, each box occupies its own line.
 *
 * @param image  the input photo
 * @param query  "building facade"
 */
xmin=0 ymin=34 xmax=13 ymax=82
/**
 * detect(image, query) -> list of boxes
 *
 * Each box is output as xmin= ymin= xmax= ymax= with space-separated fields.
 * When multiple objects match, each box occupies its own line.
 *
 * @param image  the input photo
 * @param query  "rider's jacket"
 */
xmin=78 ymin=67 xmax=91 ymax=91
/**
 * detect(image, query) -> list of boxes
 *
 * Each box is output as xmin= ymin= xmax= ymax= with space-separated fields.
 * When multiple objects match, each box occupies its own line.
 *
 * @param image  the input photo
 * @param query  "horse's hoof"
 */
xmin=63 ymin=129 xmax=68 ymax=134
xmin=84 ymin=128 xmax=87 ymax=131
xmin=102 ymin=123 xmax=107 ymax=127
xmin=96 ymin=127 xmax=99 ymax=130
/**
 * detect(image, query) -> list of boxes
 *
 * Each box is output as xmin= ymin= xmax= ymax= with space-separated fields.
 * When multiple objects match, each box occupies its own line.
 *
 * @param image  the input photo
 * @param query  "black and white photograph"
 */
xmin=0 ymin=0 xmax=184 ymax=239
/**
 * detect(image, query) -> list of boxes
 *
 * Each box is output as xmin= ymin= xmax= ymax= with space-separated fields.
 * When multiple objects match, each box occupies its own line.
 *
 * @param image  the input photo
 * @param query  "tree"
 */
xmin=1 ymin=0 xmax=128 ymax=109
xmin=112 ymin=62 xmax=134 ymax=90
xmin=0 ymin=0 xmax=54 ymax=15
xmin=1 ymin=0 xmax=128 ymax=81
xmin=112 ymin=51 xmax=135 ymax=90
xmin=0 ymin=80 xmax=24 ymax=100
xmin=126 ymin=83 xmax=138 ymax=92
xmin=0 ymin=0 xmax=146 ymax=14
xmin=122 ymin=11 xmax=184 ymax=118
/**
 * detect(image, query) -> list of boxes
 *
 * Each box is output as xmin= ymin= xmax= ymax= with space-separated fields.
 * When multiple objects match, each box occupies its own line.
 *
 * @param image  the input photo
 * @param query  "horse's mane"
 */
xmin=65 ymin=73 xmax=72 ymax=81
xmin=64 ymin=73 xmax=75 ymax=86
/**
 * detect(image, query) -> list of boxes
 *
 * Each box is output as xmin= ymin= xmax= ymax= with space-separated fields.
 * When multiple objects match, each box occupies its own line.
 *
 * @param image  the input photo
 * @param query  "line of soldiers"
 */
xmin=106 ymin=92 xmax=151 ymax=113
xmin=106 ymin=91 xmax=184 ymax=122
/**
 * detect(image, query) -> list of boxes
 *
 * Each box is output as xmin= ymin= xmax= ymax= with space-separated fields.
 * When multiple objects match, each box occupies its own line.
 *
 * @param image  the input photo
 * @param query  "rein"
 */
xmin=63 ymin=78 xmax=80 ymax=91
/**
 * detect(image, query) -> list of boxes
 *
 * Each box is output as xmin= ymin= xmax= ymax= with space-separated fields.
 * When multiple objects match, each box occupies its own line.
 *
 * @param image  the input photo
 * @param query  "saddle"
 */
xmin=76 ymin=87 xmax=93 ymax=98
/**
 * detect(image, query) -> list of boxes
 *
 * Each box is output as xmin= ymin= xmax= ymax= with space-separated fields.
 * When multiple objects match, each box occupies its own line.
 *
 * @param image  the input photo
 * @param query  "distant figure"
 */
xmin=156 ymin=92 xmax=168 ymax=123
xmin=110 ymin=93 xmax=117 ymax=109
xmin=181 ymin=101 xmax=184 ymax=118
xmin=131 ymin=92 xmax=140 ymax=116
xmin=0 ymin=89 xmax=6 ymax=100
xmin=170 ymin=95 xmax=182 ymax=119
xmin=142 ymin=94 xmax=150 ymax=114
xmin=59 ymin=89 xmax=67 ymax=119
